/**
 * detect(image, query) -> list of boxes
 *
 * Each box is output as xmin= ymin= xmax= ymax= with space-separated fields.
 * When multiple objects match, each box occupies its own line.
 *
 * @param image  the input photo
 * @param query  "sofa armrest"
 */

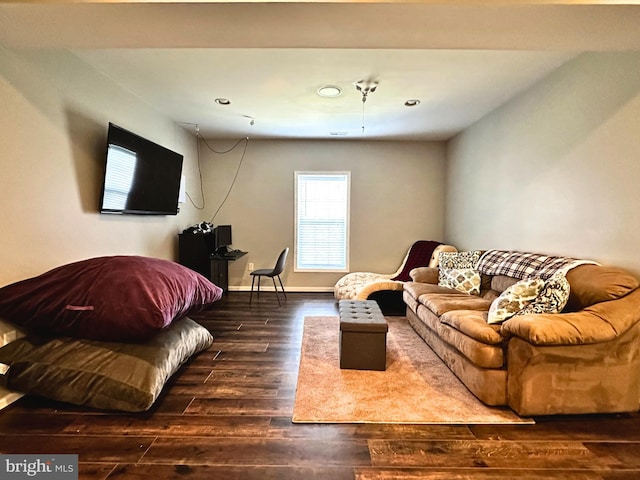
xmin=501 ymin=288 xmax=640 ymax=346
xmin=501 ymin=311 xmax=617 ymax=346
xmin=409 ymin=267 xmax=439 ymax=284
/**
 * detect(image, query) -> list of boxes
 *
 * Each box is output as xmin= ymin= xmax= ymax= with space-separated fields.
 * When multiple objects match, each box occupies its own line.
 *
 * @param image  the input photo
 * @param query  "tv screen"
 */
xmin=99 ymin=123 xmax=184 ymax=215
xmin=214 ymin=225 xmax=232 ymax=253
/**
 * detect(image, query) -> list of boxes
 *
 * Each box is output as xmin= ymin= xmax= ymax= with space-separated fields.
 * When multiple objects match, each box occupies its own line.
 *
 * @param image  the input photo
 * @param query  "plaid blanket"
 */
xmin=477 ymin=249 xmax=598 ymax=280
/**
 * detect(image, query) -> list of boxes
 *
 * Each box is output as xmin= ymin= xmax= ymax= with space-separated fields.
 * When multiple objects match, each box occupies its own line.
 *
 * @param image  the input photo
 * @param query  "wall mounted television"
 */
xmin=214 ymin=225 xmax=232 ymax=254
xmin=99 ymin=123 xmax=184 ymax=215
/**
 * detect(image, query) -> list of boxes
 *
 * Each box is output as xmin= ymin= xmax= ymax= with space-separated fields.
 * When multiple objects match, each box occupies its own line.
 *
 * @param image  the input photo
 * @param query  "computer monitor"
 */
xmin=214 ymin=225 xmax=232 ymax=253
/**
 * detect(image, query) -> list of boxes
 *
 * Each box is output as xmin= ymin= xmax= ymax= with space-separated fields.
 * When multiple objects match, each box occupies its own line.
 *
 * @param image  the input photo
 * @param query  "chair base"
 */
xmin=250 ymin=274 xmax=287 ymax=306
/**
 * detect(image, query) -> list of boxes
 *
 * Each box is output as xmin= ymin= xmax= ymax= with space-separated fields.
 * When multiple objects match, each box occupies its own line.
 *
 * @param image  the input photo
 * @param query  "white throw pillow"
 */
xmin=516 ymin=272 xmax=570 ymax=316
xmin=444 ymin=268 xmax=482 ymax=295
xmin=438 ymin=250 xmax=483 ymax=288
xmin=487 ymin=278 xmax=545 ymax=324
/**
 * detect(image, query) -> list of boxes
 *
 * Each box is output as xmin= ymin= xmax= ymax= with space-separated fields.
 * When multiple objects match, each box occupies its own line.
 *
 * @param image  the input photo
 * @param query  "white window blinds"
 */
xmin=295 ymin=172 xmax=350 ymax=272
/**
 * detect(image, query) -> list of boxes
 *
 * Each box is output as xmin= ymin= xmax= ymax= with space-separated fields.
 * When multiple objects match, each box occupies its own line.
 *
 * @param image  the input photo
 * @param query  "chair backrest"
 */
xmin=272 ymin=247 xmax=289 ymax=275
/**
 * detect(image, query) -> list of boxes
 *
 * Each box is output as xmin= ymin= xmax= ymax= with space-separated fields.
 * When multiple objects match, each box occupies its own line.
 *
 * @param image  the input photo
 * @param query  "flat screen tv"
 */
xmin=99 ymin=123 xmax=184 ymax=215
xmin=214 ymin=225 xmax=232 ymax=253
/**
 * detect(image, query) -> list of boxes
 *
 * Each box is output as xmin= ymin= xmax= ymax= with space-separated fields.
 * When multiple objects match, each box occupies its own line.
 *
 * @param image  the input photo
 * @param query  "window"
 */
xmin=295 ymin=171 xmax=350 ymax=272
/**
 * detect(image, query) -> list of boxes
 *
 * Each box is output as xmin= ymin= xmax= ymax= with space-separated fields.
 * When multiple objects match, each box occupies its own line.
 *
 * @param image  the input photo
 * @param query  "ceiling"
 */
xmin=2 ymin=1 xmax=640 ymax=141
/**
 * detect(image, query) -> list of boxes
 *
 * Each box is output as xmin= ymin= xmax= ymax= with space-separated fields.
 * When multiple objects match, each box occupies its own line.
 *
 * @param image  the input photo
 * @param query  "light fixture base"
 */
xmin=317 ymin=85 xmax=342 ymax=98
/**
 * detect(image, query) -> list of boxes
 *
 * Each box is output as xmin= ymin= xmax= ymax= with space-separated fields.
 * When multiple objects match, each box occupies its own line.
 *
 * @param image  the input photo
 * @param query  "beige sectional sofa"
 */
xmin=403 ymin=249 xmax=640 ymax=416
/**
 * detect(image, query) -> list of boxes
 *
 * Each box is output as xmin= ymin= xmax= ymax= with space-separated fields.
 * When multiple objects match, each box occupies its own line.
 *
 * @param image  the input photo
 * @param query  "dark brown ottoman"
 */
xmin=339 ymin=300 xmax=388 ymax=371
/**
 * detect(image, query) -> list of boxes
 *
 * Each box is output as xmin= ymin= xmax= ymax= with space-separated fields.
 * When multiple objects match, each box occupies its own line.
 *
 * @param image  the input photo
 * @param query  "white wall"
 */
xmin=446 ymin=52 xmax=640 ymax=274
xmin=0 ymin=47 xmax=202 ymax=285
xmin=196 ymin=139 xmax=447 ymax=290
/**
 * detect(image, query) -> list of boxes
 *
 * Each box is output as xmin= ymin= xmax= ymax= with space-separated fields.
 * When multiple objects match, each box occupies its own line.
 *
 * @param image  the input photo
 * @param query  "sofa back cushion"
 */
xmin=564 ymin=264 xmax=639 ymax=311
xmin=479 ymin=275 xmax=518 ymax=302
xmin=490 ymin=275 xmax=519 ymax=294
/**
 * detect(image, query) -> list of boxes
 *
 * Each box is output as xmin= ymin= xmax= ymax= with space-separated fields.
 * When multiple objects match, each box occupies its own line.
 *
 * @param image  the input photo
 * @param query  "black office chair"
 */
xmin=250 ymin=247 xmax=289 ymax=306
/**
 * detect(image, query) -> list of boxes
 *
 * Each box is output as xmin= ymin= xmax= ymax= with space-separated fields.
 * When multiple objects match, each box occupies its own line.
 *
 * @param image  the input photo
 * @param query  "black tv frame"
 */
xmin=99 ymin=123 xmax=184 ymax=216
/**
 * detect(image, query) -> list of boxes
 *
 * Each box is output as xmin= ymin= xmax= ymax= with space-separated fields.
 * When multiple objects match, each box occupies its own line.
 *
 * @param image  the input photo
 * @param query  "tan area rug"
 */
xmin=292 ymin=316 xmax=533 ymax=424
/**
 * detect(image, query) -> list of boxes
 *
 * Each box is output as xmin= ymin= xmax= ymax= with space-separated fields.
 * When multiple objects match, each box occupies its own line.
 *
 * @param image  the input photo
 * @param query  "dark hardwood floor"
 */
xmin=1 ymin=292 xmax=639 ymax=479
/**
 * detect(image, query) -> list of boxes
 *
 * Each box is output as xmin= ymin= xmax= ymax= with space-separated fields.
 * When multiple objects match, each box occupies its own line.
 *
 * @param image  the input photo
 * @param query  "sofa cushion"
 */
xmin=564 ymin=264 xmax=639 ymax=311
xmin=443 ymin=268 xmax=481 ymax=295
xmin=434 ymin=318 xmax=506 ymax=369
xmin=412 ymin=305 xmax=505 ymax=369
xmin=516 ymin=272 xmax=570 ymax=316
xmin=440 ymin=310 xmax=505 ymax=345
xmin=437 ymin=250 xmax=483 ymax=288
xmin=419 ymin=293 xmax=493 ymax=317
xmin=403 ymin=282 xmax=455 ymax=313
xmin=490 ymin=275 xmax=519 ymax=294
xmin=480 ymin=290 xmax=501 ymax=303
xmin=403 ymin=289 xmax=421 ymax=313
xmin=487 ymin=278 xmax=545 ymax=324
xmin=404 ymin=281 xmax=456 ymax=299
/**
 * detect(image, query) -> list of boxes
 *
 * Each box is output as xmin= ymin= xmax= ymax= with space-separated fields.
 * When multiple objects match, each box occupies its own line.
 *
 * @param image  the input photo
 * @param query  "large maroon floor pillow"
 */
xmin=0 ymin=256 xmax=223 ymax=342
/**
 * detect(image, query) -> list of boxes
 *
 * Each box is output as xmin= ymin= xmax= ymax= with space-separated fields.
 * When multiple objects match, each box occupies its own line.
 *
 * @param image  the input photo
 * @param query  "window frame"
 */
xmin=294 ymin=171 xmax=350 ymax=273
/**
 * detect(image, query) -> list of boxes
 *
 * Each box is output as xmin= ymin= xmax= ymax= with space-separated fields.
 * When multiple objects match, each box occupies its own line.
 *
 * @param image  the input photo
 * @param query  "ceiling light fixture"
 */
xmin=317 ymin=85 xmax=342 ymax=98
xmin=215 ymin=98 xmax=231 ymax=105
xmin=405 ymin=99 xmax=421 ymax=107
xmin=353 ymin=79 xmax=379 ymax=134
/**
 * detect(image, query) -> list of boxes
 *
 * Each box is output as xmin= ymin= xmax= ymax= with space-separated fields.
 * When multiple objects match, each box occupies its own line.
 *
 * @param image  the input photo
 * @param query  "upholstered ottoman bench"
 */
xmin=338 ymin=300 xmax=388 ymax=371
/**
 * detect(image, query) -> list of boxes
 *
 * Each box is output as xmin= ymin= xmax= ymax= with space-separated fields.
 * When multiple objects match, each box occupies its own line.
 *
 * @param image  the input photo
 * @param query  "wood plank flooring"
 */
xmin=0 ymin=292 xmax=639 ymax=479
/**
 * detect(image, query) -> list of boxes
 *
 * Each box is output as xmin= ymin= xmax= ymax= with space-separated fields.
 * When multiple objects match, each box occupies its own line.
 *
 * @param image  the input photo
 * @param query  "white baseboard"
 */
xmin=228 ymin=286 xmax=334 ymax=293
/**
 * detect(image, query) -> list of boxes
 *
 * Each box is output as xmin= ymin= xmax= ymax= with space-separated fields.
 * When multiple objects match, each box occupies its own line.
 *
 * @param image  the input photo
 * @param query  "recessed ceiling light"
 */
xmin=215 ymin=98 xmax=231 ymax=105
xmin=404 ymin=99 xmax=421 ymax=107
xmin=317 ymin=86 xmax=342 ymax=98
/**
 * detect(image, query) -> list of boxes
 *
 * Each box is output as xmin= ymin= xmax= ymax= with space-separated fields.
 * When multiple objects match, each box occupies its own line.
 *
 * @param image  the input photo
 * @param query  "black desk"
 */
xmin=178 ymin=233 xmax=246 ymax=292
xmin=209 ymin=251 xmax=247 ymax=292
xmin=211 ymin=250 xmax=247 ymax=261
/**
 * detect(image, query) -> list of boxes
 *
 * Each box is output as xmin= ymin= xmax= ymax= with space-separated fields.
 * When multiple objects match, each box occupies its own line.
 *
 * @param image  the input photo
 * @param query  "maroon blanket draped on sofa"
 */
xmin=391 ymin=240 xmax=442 ymax=282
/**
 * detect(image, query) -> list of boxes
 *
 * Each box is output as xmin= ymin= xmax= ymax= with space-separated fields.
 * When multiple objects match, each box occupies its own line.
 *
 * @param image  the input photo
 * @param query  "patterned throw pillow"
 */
xmin=438 ymin=250 xmax=483 ymax=288
xmin=487 ymin=278 xmax=545 ymax=324
xmin=516 ymin=272 xmax=570 ymax=315
xmin=444 ymin=268 xmax=482 ymax=295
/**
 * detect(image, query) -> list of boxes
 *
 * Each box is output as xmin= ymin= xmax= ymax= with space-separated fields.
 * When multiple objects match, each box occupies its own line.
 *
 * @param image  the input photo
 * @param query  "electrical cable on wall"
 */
xmin=178 ymin=122 xmax=251 ymax=222
xmin=203 ymin=135 xmax=249 ymax=223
